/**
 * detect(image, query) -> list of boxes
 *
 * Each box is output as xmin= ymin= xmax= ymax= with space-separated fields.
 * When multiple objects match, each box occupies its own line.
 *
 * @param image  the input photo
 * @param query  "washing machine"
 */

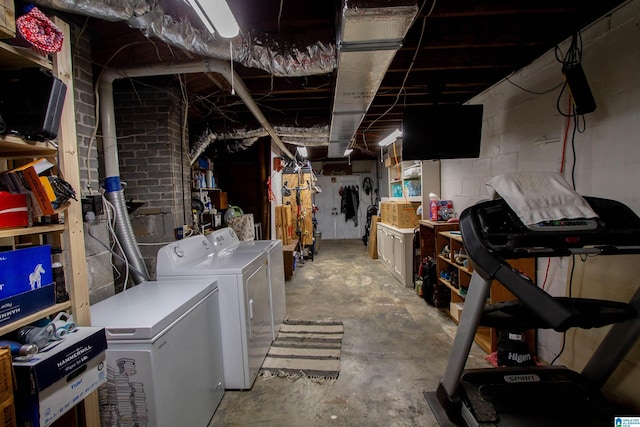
xmin=156 ymin=234 xmax=271 ymax=390
xmin=90 ymin=279 xmax=224 ymax=427
xmin=207 ymin=227 xmax=286 ymax=340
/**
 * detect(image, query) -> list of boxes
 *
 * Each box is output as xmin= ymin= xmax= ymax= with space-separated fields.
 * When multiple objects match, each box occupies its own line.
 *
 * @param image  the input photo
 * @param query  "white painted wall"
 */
xmin=438 ymin=0 xmax=640 ymax=410
xmin=270 ymin=148 xmax=283 ymax=238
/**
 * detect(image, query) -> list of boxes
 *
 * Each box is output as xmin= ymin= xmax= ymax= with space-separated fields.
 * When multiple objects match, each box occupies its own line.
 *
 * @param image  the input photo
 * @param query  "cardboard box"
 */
xmin=0 ymin=245 xmax=53 ymax=300
xmin=450 ymin=302 xmax=464 ymax=322
xmin=0 ymin=348 xmax=13 ymax=402
xmin=13 ymin=327 xmax=108 ymax=427
xmin=0 ymin=192 xmax=30 ymax=229
xmin=368 ymin=216 xmax=380 ymax=259
xmin=380 ymin=202 xmax=393 ymax=224
xmin=210 ymin=191 xmax=228 ymax=210
xmin=0 ymin=284 xmax=55 ymax=327
xmin=391 ymin=202 xmax=421 ymax=228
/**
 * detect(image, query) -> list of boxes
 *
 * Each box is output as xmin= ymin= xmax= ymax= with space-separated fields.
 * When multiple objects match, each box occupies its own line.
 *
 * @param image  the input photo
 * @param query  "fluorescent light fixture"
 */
xmin=378 ymin=129 xmax=403 ymax=147
xmin=297 ymin=146 xmax=308 ymax=158
xmin=344 ymin=148 xmax=353 ymax=156
xmin=186 ymin=0 xmax=240 ymax=38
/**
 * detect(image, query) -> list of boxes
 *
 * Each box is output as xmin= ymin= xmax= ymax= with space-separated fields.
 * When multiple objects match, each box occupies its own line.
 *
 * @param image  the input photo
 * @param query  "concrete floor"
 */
xmin=209 ymin=239 xmax=490 ymax=427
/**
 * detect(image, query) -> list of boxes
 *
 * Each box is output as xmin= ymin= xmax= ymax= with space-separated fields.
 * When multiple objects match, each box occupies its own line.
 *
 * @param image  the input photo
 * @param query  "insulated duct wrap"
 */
xmin=105 ymin=189 xmax=150 ymax=284
xmin=33 ymin=0 xmax=336 ymax=77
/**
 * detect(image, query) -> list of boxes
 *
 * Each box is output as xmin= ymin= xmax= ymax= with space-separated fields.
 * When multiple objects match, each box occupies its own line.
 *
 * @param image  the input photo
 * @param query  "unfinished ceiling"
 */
xmin=71 ymin=0 xmax=627 ymax=161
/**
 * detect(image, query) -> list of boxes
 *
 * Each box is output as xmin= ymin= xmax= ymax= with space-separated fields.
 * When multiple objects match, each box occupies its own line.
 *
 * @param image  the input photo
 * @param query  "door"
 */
xmin=244 ymin=260 xmax=272 ymax=386
xmin=392 ymin=233 xmax=405 ymax=279
xmin=314 ymin=174 xmax=374 ymax=240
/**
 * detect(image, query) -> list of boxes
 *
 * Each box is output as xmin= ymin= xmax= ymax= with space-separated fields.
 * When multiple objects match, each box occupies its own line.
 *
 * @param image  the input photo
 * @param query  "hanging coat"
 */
xmin=340 ymin=185 xmax=360 ymax=226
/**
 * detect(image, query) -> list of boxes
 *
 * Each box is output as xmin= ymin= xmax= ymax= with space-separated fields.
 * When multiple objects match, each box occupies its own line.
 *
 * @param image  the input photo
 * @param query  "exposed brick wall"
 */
xmin=70 ymin=22 xmax=99 ymax=197
xmin=69 ymin=21 xmax=115 ymax=302
xmin=113 ymin=81 xmax=191 ymax=277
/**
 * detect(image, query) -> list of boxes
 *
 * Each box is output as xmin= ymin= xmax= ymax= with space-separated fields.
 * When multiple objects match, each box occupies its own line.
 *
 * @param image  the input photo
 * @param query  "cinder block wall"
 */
xmin=439 ymin=0 xmax=640 ymax=410
xmin=113 ymin=81 xmax=191 ymax=279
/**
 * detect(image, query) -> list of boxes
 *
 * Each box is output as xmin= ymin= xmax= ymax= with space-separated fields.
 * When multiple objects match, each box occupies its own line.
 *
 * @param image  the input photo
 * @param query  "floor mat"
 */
xmin=259 ymin=319 xmax=343 ymax=382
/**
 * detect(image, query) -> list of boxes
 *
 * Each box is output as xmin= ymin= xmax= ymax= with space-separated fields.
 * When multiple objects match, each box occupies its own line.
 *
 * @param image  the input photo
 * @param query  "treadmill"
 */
xmin=425 ymin=196 xmax=640 ymax=426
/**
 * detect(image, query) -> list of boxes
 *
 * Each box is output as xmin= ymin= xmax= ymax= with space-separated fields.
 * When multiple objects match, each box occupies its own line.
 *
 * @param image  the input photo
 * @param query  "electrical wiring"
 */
xmin=103 ymin=194 xmax=131 ymax=291
xmin=504 ymin=74 xmax=564 ymax=95
xmin=550 ymin=252 xmax=589 ymax=366
xmin=549 ymin=255 xmax=574 ymax=365
xmin=553 ymin=32 xmax=591 ymax=190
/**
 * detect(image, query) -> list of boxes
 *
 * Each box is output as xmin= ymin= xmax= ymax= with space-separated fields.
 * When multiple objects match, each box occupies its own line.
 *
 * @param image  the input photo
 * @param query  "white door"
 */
xmin=392 ymin=233 xmax=405 ymax=279
xmin=314 ymin=174 xmax=374 ymax=240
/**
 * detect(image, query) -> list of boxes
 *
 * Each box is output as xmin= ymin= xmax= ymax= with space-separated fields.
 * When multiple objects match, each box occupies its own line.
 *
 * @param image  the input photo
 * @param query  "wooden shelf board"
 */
xmin=0 ymin=301 xmax=72 ymax=336
xmin=0 ymin=223 xmax=65 ymax=238
xmin=0 ymin=42 xmax=53 ymax=70
xmin=438 ymin=277 xmax=466 ymax=298
xmin=440 ymin=230 xmax=463 ymax=242
xmin=0 ymin=136 xmax=57 ymax=158
xmin=474 ymin=326 xmax=492 ymax=353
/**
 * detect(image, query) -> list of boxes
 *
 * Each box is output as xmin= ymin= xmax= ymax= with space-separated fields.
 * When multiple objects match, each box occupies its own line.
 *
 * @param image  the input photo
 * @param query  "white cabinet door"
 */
xmin=392 ymin=233 xmax=405 ymax=279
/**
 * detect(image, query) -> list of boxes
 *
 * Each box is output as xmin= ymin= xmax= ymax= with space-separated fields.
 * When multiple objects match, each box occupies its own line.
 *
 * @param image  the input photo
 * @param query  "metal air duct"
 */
xmin=328 ymin=1 xmax=418 ymax=158
xmin=99 ymin=59 xmax=293 ymax=285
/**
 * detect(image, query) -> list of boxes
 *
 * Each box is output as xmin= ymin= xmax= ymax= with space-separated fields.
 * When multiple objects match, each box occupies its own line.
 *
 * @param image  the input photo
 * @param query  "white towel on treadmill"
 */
xmin=486 ymin=172 xmax=598 ymax=225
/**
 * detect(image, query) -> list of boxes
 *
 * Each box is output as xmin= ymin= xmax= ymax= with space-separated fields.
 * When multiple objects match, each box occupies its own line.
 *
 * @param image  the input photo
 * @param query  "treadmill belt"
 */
xmin=460 ymin=368 xmax=617 ymax=427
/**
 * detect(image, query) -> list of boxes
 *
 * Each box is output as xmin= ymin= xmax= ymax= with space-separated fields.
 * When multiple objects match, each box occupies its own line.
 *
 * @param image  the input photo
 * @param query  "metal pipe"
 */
xmin=99 ymin=59 xmax=294 ymax=285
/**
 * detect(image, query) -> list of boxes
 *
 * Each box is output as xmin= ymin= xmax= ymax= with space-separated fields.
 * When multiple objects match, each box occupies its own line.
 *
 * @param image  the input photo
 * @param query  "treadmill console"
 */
xmin=526 ymin=218 xmax=598 ymax=232
xmin=465 ymin=196 xmax=640 ymax=257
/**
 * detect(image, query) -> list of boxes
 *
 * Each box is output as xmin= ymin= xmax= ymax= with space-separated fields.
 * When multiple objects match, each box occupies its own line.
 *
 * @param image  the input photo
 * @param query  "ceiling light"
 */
xmin=297 ymin=146 xmax=308 ymax=158
xmin=378 ymin=129 xmax=403 ymax=147
xmin=186 ymin=0 xmax=240 ymax=38
xmin=343 ymin=148 xmax=353 ymax=157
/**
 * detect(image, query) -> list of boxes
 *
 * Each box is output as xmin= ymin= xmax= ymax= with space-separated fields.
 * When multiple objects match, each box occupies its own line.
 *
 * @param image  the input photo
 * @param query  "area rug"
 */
xmin=259 ymin=319 xmax=343 ymax=382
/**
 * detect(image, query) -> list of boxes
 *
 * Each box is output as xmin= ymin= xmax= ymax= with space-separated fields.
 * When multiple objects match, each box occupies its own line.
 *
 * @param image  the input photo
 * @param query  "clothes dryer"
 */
xmin=156 ymin=234 xmax=271 ymax=389
xmin=207 ymin=227 xmax=286 ymax=340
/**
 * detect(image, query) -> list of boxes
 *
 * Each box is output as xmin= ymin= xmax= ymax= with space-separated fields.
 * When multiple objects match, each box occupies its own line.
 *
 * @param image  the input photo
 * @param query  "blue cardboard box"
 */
xmin=0 ymin=245 xmax=53 ymax=299
xmin=0 ymin=283 xmax=55 ymax=326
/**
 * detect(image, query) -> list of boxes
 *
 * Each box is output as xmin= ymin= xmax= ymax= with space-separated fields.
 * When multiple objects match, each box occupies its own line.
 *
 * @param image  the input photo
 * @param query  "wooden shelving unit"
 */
xmin=0 ymin=17 xmax=99 ymax=426
xmin=436 ymin=231 xmax=536 ymax=354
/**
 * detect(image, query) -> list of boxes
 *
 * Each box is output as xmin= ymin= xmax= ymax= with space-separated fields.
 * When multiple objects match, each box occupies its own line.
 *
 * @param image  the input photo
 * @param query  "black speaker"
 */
xmin=562 ymin=62 xmax=596 ymax=115
xmin=0 ymin=68 xmax=67 ymax=140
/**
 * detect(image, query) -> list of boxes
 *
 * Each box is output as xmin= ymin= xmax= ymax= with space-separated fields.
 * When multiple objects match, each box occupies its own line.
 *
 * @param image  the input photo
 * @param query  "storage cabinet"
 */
xmin=0 ymin=17 xmax=99 ymax=425
xmin=436 ymin=231 xmax=536 ymax=354
xmin=377 ymin=222 xmax=415 ymax=287
xmin=418 ymin=219 xmax=459 ymax=261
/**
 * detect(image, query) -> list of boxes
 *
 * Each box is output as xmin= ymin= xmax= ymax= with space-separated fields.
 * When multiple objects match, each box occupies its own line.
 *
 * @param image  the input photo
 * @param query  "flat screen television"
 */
xmin=402 ymin=104 xmax=484 ymax=160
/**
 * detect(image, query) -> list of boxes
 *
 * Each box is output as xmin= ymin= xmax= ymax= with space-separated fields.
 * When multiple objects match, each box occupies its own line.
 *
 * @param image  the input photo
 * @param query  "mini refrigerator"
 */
xmin=90 ymin=279 xmax=224 ymax=427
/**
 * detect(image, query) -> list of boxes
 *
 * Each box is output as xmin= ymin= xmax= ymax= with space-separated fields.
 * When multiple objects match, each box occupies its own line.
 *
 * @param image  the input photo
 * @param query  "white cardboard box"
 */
xmin=450 ymin=302 xmax=464 ymax=322
xmin=13 ymin=326 xmax=107 ymax=427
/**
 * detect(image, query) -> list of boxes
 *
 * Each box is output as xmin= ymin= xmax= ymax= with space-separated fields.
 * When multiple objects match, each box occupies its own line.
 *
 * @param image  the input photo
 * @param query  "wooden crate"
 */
xmin=0 ymin=0 xmax=15 ymax=39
